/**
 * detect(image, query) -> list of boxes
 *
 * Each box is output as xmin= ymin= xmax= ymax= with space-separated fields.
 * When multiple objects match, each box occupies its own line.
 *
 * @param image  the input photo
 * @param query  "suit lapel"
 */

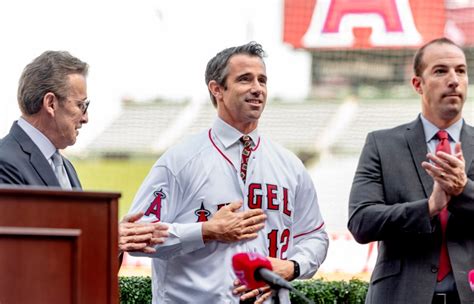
xmin=11 ymin=123 xmax=61 ymax=187
xmin=404 ymin=118 xmax=474 ymax=198
xmin=405 ymin=117 xmax=433 ymax=197
xmin=63 ymin=159 xmax=82 ymax=189
xmin=460 ymin=122 xmax=474 ymax=174
xmin=29 ymin=151 xmax=60 ymax=187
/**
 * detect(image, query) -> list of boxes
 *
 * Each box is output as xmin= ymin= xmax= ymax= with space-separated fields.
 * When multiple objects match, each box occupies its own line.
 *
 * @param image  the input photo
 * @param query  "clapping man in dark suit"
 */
xmin=348 ymin=38 xmax=474 ymax=304
xmin=0 ymin=50 xmax=167 ymax=258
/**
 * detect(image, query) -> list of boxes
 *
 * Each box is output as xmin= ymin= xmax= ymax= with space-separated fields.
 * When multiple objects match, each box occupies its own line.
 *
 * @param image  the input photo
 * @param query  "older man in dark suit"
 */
xmin=0 ymin=50 xmax=168 ymax=256
xmin=0 ymin=51 xmax=88 ymax=188
xmin=348 ymin=38 xmax=474 ymax=304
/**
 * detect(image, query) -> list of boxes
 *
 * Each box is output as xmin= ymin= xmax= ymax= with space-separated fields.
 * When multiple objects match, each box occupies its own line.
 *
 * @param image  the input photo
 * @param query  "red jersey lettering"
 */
xmin=283 ymin=187 xmax=292 ymax=216
xmin=248 ymin=183 xmax=263 ymax=209
xmin=267 ymin=184 xmax=279 ymax=210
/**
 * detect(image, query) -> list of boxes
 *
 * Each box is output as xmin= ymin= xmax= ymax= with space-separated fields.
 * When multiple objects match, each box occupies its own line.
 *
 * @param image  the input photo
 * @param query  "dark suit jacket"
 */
xmin=348 ymin=116 xmax=474 ymax=304
xmin=0 ymin=122 xmax=81 ymax=188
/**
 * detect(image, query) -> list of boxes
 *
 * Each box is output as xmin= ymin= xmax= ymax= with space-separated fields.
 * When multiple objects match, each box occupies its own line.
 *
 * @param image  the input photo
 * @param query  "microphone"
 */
xmin=469 ymin=269 xmax=474 ymax=292
xmin=232 ymin=252 xmax=293 ymax=290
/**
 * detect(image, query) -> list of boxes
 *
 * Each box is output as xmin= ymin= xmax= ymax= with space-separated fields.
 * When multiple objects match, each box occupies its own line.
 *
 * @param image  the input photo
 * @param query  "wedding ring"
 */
xmin=440 ymin=172 xmax=445 ymax=178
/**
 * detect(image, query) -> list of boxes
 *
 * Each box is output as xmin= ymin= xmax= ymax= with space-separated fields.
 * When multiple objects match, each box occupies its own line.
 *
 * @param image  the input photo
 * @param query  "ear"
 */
xmin=43 ymin=92 xmax=56 ymax=116
xmin=208 ymin=80 xmax=223 ymax=103
xmin=411 ymin=76 xmax=423 ymax=95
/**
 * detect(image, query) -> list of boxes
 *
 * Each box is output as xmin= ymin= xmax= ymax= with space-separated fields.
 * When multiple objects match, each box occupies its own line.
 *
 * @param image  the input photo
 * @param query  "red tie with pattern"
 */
xmin=240 ymin=135 xmax=253 ymax=183
xmin=435 ymin=130 xmax=452 ymax=281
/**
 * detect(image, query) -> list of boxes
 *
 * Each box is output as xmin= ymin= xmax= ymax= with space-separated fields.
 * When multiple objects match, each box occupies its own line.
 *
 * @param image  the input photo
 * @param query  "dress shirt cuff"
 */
xmin=174 ymin=222 xmax=205 ymax=254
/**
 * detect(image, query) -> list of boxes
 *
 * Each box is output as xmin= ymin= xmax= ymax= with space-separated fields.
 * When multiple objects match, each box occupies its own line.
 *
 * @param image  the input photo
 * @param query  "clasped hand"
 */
xmin=422 ymin=142 xmax=467 ymax=196
xmin=119 ymin=212 xmax=169 ymax=254
xmin=422 ymin=142 xmax=467 ymax=216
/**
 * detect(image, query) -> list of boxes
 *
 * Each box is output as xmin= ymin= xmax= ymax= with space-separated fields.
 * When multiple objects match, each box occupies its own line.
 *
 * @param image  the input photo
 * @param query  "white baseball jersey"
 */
xmin=128 ymin=117 xmax=329 ymax=303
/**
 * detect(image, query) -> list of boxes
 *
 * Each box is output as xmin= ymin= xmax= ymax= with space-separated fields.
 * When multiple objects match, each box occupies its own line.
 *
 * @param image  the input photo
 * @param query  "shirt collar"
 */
xmin=17 ymin=117 xmax=57 ymax=160
xmin=420 ymin=114 xmax=463 ymax=143
xmin=212 ymin=117 xmax=259 ymax=148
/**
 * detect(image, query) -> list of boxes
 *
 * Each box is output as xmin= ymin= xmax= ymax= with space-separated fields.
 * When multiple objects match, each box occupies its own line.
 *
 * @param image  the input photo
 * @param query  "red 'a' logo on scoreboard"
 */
xmin=283 ymin=0 xmax=446 ymax=49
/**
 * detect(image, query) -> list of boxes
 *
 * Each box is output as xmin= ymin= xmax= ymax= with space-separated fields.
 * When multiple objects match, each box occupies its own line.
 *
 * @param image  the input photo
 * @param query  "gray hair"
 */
xmin=18 ymin=50 xmax=89 ymax=115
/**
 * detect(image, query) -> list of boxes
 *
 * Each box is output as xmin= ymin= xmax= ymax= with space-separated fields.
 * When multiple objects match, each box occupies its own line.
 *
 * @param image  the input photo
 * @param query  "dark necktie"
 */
xmin=435 ymin=130 xmax=451 ymax=281
xmin=240 ymin=135 xmax=253 ymax=184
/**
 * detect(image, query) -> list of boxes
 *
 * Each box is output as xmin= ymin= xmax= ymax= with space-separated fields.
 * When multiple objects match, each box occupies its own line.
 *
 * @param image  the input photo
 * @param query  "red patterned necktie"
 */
xmin=435 ymin=130 xmax=452 ymax=281
xmin=240 ymin=135 xmax=253 ymax=183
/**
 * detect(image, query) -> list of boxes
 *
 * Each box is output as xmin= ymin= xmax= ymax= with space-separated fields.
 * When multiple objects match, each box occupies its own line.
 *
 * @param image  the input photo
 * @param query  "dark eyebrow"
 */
xmin=431 ymin=63 xmax=466 ymax=70
xmin=236 ymin=73 xmax=251 ymax=79
xmin=431 ymin=64 xmax=447 ymax=70
xmin=234 ymin=72 xmax=267 ymax=82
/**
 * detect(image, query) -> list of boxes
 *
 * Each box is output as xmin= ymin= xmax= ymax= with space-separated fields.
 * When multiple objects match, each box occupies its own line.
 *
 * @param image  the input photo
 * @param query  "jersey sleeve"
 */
xmin=127 ymin=163 xmax=205 ymax=259
xmin=288 ymin=168 xmax=329 ymax=279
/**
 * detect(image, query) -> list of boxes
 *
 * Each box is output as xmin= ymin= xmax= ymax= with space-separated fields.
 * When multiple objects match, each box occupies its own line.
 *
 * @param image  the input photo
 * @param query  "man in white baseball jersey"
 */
xmin=128 ymin=42 xmax=329 ymax=303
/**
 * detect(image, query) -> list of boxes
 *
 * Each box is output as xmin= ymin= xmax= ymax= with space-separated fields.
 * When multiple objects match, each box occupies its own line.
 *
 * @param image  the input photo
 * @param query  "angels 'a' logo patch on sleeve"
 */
xmin=194 ymin=202 xmax=211 ymax=222
xmin=145 ymin=189 xmax=166 ymax=221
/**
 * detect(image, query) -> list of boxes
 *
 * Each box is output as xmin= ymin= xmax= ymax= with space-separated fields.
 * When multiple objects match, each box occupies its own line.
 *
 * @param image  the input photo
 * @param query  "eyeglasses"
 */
xmin=52 ymin=92 xmax=90 ymax=115
xmin=78 ymin=99 xmax=91 ymax=114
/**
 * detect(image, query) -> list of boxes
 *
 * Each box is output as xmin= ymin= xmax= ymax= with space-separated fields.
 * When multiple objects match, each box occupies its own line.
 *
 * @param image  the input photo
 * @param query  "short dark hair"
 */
xmin=413 ymin=37 xmax=463 ymax=77
xmin=205 ymin=41 xmax=266 ymax=107
xmin=17 ymin=50 xmax=89 ymax=115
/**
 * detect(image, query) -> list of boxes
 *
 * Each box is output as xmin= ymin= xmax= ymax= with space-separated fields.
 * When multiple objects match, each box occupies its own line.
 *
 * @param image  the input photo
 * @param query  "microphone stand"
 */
xmin=271 ymin=286 xmax=281 ymax=304
xmin=269 ymin=283 xmax=314 ymax=304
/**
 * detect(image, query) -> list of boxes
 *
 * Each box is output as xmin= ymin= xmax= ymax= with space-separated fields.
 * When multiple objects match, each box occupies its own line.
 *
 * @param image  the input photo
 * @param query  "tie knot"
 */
xmin=240 ymin=135 xmax=253 ymax=148
xmin=436 ymin=130 xmax=449 ymax=141
xmin=52 ymin=151 xmax=64 ymax=167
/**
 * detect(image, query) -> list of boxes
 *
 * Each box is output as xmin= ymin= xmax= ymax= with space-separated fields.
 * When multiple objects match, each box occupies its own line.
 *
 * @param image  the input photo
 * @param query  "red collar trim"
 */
xmin=208 ymin=128 xmax=234 ymax=167
xmin=252 ymin=135 xmax=261 ymax=151
xmin=208 ymin=128 xmax=261 ymax=166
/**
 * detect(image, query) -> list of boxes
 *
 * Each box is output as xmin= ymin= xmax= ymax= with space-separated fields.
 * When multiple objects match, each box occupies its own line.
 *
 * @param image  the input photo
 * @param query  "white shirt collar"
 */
xmin=17 ymin=117 xmax=57 ymax=161
xmin=420 ymin=114 xmax=462 ymax=143
xmin=212 ymin=117 xmax=259 ymax=148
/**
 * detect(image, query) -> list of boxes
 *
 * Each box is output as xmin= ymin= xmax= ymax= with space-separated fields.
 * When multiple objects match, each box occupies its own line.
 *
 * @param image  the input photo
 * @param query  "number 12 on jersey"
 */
xmin=267 ymin=228 xmax=290 ymax=259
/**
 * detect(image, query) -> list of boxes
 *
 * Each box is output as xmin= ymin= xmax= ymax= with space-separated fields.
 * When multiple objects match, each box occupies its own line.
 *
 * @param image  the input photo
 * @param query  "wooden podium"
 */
xmin=0 ymin=187 xmax=120 ymax=304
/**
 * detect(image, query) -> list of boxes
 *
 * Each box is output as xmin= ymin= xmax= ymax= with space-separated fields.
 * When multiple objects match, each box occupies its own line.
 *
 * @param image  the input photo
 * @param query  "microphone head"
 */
xmin=232 ymin=252 xmax=272 ymax=289
xmin=469 ymin=269 xmax=474 ymax=292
